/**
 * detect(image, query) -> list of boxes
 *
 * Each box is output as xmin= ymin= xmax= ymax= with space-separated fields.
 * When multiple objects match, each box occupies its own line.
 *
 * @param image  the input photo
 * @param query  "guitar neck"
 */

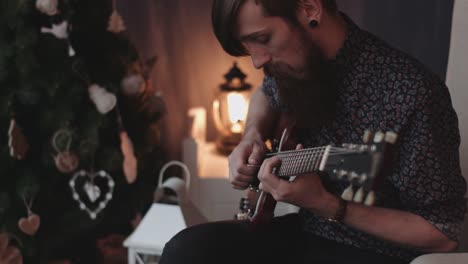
xmin=246 ymin=130 xmax=397 ymax=229
xmin=266 ymin=145 xmax=332 ymax=177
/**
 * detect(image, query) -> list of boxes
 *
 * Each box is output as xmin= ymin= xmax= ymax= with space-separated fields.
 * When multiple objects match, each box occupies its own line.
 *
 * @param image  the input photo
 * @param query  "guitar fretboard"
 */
xmin=267 ymin=146 xmax=331 ymax=177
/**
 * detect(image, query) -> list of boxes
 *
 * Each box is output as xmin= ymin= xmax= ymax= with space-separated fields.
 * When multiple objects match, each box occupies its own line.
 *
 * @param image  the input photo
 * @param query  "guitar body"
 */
xmin=236 ymin=114 xmax=297 ymax=229
xmin=244 ymin=114 xmax=295 ymax=229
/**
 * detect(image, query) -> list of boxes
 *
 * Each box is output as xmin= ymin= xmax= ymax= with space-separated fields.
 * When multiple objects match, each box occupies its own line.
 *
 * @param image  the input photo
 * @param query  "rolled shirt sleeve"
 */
xmin=393 ymin=77 xmax=467 ymax=241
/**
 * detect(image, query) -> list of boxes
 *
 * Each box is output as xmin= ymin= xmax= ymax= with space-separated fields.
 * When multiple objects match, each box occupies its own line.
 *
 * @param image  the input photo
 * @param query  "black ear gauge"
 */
xmin=309 ymin=19 xmax=318 ymax=28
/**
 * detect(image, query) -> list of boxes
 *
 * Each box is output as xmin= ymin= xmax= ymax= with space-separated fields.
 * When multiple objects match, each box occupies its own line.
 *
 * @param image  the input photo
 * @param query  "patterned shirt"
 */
xmin=262 ymin=15 xmax=467 ymax=261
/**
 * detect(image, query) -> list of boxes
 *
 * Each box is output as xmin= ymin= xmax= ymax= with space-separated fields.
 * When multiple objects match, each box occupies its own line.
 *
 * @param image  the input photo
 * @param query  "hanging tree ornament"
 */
xmin=121 ymin=57 xmax=157 ymax=96
xmin=120 ymin=131 xmax=138 ymax=183
xmin=88 ymin=84 xmax=117 ymax=114
xmin=121 ymin=74 xmax=145 ymax=96
xmin=83 ymin=181 xmax=101 ymax=202
xmin=8 ymin=118 xmax=29 ymax=160
xmin=51 ymin=129 xmax=79 ymax=174
xmin=69 ymin=170 xmax=115 ymax=220
xmin=107 ymin=0 xmax=126 ymax=33
xmin=18 ymin=194 xmax=40 ymax=236
xmin=40 ymin=20 xmax=76 ymax=56
xmin=36 ymin=0 xmax=59 ymax=16
xmin=116 ymin=108 xmax=138 ymax=183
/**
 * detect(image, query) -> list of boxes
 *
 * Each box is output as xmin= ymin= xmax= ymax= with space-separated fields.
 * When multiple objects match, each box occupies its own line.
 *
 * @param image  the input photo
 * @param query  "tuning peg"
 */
xmin=364 ymin=191 xmax=375 ymax=206
xmin=341 ymin=184 xmax=354 ymax=201
xmin=384 ymin=131 xmax=398 ymax=144
xmin=336 ymin=170 xmax=347 ymax=179
xmin=349 ymin=172 xmax=359 ymax=181
xmin=373 ymin=131 xmax=385 ymax=143
xmin=249 ymin=184 xmax=259 ymax=192
xmin=363 ymin=130 xmax=373 ymax=144
xmin=353 ymin=187 xmax=365 ymax=203
xmin=359 ymin=173 xmax=368 ymax=184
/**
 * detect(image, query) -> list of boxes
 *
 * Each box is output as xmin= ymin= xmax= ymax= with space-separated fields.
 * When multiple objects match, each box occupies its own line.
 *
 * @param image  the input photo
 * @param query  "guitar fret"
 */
xmin=294 ymin=153 xmax=304 ymax=175
xmin=318 ymin=148 xmax=324 ymax=169
xmin=283 ymin=153 xmax=293 ymax=176
xmin=289 ymin=153 xmax=299 ymax=174
xmin=297 ymin=150 xmax=305 ymax=175
xmin=289 ymin=153 xmax=295 ymax=175
xmin=278 ymin=154 xmax=286 ymax=176
xmin=285 ymin=154 xmax=292 ymax=176
xmin=313 ymin=148 xmax=321 ymax=171
xmin=301 ymin=151 xmax=308 ymax=174
xmin=307 ymin=149 xmax=314 ymax=173
xmin=311 ymin=149 xmax=318 ymax=171
xmin=305 ymin=151 xmax=312 ymax=172
xmin=320 ymin=148 xmax=326 ymax=170
xmin=318 ymin=148 xmax=325 ymax=170
xmin=309 ymin=149 xmax=315 ymax=172
xmin=289 ymin=152 xmax=297 ymax=175
xmin=286 ymin=154 xmax=292 ymax=176
xmin=320 ymin=148 xmax=325 ymax=170
xmin=287 ymin=153 xmax=294 ymax=176
xmin=315 ymin=148 xmax=323 ymax=170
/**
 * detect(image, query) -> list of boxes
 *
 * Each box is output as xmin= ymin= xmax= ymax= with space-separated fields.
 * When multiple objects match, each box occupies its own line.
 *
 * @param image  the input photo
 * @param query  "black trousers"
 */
xmin=159 ymin=214 xmax=409 ymax=264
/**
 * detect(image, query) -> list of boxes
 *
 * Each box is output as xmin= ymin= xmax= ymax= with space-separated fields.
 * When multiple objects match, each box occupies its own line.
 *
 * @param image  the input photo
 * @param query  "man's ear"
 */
xmin=297 ymin=0 xmax=324 ymax=26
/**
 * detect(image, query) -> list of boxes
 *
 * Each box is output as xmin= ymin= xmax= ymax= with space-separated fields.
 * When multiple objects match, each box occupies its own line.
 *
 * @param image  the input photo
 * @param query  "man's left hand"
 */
xmin=257 ymin=144 xmax=337 ymax=217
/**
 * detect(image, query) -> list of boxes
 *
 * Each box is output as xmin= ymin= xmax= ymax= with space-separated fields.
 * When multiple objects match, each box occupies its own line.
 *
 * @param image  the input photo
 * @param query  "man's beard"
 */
xmin=264 ymin=45 xmax=337 ymax=129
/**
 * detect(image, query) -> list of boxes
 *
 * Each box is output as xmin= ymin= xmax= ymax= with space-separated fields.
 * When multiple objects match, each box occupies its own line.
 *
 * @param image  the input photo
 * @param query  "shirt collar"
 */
xmin=330 ymin=13 xmax=366 ymax=69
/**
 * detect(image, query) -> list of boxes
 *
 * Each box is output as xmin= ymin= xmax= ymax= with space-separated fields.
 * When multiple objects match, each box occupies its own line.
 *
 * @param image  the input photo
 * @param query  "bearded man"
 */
xmin=160 ymin=1 xmax=467 ymax=263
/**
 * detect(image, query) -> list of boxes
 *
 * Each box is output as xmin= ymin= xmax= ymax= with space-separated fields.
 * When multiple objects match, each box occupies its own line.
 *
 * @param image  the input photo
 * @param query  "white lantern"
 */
xmin=213 ymin=62 xmax=252 ymax=154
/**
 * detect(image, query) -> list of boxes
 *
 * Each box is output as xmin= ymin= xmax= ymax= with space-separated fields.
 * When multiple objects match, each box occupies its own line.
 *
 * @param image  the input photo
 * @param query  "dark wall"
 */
xmin=338 ymin=0 xmax=454 ymax=80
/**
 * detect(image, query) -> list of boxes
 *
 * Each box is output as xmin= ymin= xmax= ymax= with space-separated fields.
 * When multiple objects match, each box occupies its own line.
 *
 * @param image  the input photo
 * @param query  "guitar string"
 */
xmin=267 ymin=146 xmax=366 ymax=156
xmin=275 ymin=147 xmax=363 ymax=175
xmin=279 ymin=147 xmax=326 ymax=175
xmin=269 ymin=145 xmax=371 ymax=176
xmin=268 ymin=149 xmax=365 ymax=159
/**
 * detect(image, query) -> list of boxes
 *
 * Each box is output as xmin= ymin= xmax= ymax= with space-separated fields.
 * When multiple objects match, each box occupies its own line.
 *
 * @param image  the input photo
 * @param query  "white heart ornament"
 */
xmin=88 ymin=84 xmax=117 ymax=114
xmin=83 ymin=182 xmax=101 ymax=202
xmin=69 ymin=170 xmax=114 ymax=219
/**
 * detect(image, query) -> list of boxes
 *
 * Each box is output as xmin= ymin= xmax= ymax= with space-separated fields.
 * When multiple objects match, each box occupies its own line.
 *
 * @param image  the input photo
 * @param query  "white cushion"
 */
xmin=410 ymin=253 xmax=468 ymax=264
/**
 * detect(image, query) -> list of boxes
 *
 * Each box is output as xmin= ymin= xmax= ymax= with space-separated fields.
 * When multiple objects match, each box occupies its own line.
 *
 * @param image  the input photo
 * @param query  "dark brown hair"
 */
xmin=212 ymin=0 xmax=338 ymax=56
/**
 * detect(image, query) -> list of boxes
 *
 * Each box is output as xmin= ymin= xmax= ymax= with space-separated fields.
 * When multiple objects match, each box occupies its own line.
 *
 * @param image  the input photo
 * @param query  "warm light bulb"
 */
xmin=227 ymin=93 xmax=247 ymax=124
xmin=230 ymin=78 xmax=242 ymax=88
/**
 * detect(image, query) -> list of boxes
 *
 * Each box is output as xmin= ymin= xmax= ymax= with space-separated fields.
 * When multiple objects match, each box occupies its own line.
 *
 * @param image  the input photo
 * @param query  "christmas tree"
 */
xmin=0 ymin=0 xmax=166 ymax=262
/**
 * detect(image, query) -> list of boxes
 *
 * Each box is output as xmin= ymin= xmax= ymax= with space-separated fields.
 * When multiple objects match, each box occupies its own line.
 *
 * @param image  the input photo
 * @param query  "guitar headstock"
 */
xmin=322 ymin=130 xmax=398 ymax=206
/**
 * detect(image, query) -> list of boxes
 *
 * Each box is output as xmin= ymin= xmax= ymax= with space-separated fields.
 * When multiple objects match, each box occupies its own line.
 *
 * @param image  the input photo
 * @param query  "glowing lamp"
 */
xmin=213 ymin=62 xmax=252 ymax=154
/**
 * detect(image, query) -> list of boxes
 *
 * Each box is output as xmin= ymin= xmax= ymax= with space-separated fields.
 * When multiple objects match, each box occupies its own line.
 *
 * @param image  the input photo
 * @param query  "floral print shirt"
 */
xmin=262 ymin=15 xmax=467 ymax=261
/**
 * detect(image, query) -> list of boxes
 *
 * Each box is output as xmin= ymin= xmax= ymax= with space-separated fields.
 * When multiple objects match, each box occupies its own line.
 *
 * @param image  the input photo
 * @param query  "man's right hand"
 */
xmin=228 ymin=139 xmax=267 ymax=190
